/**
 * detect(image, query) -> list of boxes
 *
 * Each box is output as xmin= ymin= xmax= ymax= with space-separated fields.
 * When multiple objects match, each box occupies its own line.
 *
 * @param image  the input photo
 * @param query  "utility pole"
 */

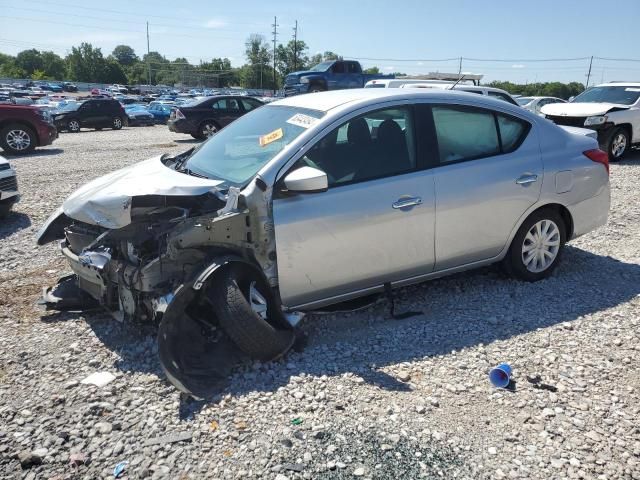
xmin=585 ymin=55 xmax=593 ymax=88
xmin=146 ymin=21 xmax=151 ymax=86
xmin=292 ymin=20 xmax=298 ymax=72
xmin=458 ymin=56 xmax=462 ymax=80
xmin=272 ymin=16 xmax=278 ymax=94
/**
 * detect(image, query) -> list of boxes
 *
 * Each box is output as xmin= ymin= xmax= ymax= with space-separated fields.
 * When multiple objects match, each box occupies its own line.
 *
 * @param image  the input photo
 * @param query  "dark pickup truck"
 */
xmin=283 ymin=60 xmax=394 ymax=96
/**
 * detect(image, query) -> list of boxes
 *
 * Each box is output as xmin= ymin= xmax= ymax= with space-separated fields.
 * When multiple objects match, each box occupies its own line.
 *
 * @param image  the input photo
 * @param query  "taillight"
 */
xmin=174 ymin=109 xmax=185 ymax=120
xmin=583 ymin=149 xmax=609 ymax=175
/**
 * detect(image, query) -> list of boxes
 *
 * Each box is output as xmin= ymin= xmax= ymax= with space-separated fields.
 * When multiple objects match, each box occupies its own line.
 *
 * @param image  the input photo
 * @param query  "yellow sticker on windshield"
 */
xmin=259 ymin=128 xmax=284 ymax=147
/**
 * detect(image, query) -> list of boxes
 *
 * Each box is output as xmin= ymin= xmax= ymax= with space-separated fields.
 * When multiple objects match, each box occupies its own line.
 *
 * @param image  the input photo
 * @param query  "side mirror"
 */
xmin=283 ymin=166 xmax=328 ymax=193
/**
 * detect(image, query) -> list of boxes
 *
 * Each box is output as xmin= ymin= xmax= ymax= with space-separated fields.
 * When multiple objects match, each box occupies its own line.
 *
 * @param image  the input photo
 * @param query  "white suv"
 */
xmin=541 ymin=82 xmax=640 ymax=160
xmin=0 ymin=155 xmax=19 ymax=216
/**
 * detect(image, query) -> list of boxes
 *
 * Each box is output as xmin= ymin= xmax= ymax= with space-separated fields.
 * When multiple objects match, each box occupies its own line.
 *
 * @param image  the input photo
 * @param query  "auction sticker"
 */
xmin=286 ymin=113 xmax=318 ymax=128
xmin=259 ymin=128 xmax=284 ymax=147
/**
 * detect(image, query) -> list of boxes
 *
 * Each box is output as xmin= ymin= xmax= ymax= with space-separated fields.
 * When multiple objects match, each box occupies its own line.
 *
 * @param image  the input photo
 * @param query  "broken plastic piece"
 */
xmin=216 ymin=186 xmax=240 ymax=216
xmin=113 ymin=461 xmax=128 ymax=478
xmin=39 ymin=274 xmax=99 ymax=312
xmin=489 ymin=364 xmax=512 ymax=389
xmin=291 ymin=417 xmax=303 ymax=426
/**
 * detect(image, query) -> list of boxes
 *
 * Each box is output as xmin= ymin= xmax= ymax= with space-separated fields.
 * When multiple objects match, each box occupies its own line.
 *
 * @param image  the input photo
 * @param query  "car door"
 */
xmin=328 ymin=62 xmax=349 ymax=90
xmin=426 ymin=103 xmax=542 ymax=271
xmin=272 ymin=105 xmax=436 ymax=309
xmin=211 ymin=98 xmax=241 ymax=126
xmin=78 ymin=102 xmax=99 ymax=127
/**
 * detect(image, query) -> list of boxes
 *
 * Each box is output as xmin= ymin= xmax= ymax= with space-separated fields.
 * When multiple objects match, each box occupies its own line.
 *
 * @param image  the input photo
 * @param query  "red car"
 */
xmin=0 ymin=104 xmax=58 ymax=155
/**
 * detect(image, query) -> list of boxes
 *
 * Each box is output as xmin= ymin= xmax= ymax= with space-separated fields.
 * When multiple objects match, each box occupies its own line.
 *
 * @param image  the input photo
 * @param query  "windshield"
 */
xmin=516 ymin=97 xmax=534 ymax=105
xmin=310 ymin=61 xmax=333 ymax=72
xmin=572 ymin=86 xmax=640 ymax=105
xmin=58 ymin=102 xmax=80 ymax=111
xmin=186 ymin=105 xmax=325 ymax=186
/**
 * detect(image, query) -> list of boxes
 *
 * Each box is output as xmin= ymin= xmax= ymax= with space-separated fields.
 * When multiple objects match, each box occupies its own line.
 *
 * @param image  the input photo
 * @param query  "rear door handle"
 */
xmin=392 ymin=197 xmax=423 ymax=209
xmin=516 ymin=174 xmax=538 ymax=185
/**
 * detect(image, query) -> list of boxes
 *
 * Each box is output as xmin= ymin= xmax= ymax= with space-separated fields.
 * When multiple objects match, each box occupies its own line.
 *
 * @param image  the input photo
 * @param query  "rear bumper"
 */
xmin=167 ymin=119 xmax=194 ymax=134
xmin=567 ymin=183 xmax=611 ymax=239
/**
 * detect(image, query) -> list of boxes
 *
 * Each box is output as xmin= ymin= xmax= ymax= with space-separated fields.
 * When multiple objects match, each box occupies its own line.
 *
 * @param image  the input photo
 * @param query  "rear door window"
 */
xmin=432 ymin=106 xmax=500 ymax=163
xmin=497 ymin=114 xmax=529 ymax=153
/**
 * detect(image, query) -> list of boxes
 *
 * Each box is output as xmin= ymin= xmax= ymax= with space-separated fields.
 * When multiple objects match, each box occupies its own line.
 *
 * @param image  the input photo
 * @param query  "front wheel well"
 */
xmin=529 ymin=204 xmax=574 ymax=240
xmin=0 ymin=120 xmax=40 ymax=144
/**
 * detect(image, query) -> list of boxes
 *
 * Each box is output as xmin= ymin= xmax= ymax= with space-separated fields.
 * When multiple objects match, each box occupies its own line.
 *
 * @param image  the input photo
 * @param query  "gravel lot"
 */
xmin=1 ymin=126 xmax=639 ymax=480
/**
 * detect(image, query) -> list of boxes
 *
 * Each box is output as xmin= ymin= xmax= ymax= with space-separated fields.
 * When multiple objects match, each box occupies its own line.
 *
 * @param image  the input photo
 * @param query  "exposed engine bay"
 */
xmin=37 ymin=153 xmax=296 ymax=397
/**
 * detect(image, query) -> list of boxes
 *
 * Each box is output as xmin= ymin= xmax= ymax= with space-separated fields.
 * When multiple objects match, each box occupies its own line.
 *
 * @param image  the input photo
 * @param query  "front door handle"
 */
xmin=392 ymin=197 xmax=423 ymax=209
xmin=516 ymin=174 xmax=538 ymax=185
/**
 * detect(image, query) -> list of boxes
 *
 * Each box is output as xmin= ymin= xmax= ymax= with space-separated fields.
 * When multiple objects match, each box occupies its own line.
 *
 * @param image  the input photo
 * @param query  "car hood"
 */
xmin=541 ymin=102 xmax=630 ymax=117
xmin=62 ymin=156 xmax=224 ymax=229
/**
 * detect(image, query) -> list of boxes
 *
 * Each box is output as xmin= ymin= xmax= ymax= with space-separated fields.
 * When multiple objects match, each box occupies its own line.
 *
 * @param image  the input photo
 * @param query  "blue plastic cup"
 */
xmin=489 ymin=363 xmax=512 ymax=388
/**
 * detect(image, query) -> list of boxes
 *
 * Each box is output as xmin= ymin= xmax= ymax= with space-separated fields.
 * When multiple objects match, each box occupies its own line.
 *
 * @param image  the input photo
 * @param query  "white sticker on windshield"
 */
xmin=286 ymin=113 xmax=318 ymax=128
xmin=625 ymin=88 xmax=640 ymax=92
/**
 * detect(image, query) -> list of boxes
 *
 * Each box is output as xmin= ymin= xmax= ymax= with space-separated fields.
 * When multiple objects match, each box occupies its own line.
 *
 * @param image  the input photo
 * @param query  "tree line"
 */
xmin=0 ymin=36 xmax=585 ymax=97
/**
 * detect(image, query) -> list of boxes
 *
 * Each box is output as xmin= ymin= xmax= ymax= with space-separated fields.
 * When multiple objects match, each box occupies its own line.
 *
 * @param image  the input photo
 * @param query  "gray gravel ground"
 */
xmin=0 ymin=126 xmax=639 ymax=480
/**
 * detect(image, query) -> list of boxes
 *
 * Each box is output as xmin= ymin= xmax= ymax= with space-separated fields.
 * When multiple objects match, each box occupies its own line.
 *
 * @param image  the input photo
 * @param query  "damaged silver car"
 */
xmin=38 ymin=89 xmax=610 ymax=395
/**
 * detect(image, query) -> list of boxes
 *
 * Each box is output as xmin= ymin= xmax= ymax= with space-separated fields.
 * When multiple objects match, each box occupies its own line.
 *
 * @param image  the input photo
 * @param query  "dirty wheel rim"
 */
xmin=522 ymin=219 xmax=560 ymax=273
xmin=113 ymin=117 xmax=122 ymax=128
xmin=6 ymin=129 xmax=31 ymax=151
xmin=611 ymin=133 xmax=627 ymax=158
xmin=68 ymin=120 xmax=80 ymax=132
xmin=202 ymin=124 xmax=217 ymax=137
xmin=248 ymin=281 xmax=268 ymax=320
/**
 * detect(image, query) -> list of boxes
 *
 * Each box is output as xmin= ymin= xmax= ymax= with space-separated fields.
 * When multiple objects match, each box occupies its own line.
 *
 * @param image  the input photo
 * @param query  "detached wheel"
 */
xmin=605 ymin=127 xmax=629 ymax=162
xmin=0 ymin=124 xmax=36 ymax=154
xmin=504 ymin=209 xmax=566 ymax=282
xmin=111 ymin=116 xmax=123 ymax=130
xmin=206 ymin=265 xmax=295 ymax=361
xmin=199 ymin=121 xmax=218 ymax=139
xmin=67 ymin=119 xmax=81 ymax=133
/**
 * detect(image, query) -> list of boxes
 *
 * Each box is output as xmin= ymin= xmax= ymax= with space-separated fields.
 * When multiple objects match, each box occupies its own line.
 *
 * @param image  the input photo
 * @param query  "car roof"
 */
xmin=596 ymin=82 xmax=640 ymax=87
xmin=272 ymin=88 xmax=526 ymax=114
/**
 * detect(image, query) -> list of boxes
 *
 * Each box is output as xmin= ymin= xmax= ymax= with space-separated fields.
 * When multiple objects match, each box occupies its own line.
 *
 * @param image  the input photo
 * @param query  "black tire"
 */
xmin=111 ymin=116 xmax=123 ymax=130
xmin=190 ymin=133 xmax=201 ymax=140
xmin=309 ymin=84 xmax=325 ymax=93
xmin=197 ymin=121 xmax=218 ymax=139
xmin=503 ymin=208 xmax=566 ymax=282
xmin=67 ymin=119 xmax=81 ymax=133
xmin=603 ymin=126 xmax=630 ymax=162
xmin=0 ymin=123 xmax=36 ymax=154
xmin=207 ymin=265 xmax=295 ymax=361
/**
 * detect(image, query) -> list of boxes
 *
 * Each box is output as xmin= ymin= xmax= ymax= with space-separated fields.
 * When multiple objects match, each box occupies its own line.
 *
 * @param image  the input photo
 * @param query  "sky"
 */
xmin=1 ymin=0 xmax=639 ymax=84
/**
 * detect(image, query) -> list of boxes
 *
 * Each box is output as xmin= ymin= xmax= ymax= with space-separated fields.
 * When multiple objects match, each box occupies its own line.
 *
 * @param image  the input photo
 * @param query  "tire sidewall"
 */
xmin=505 ymin=209 xmax=566 ymax=282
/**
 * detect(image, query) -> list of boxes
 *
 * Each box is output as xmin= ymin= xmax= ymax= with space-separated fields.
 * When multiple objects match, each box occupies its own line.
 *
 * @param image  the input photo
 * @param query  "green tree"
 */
xmin=40 ymin=51 xmax=65 ymax=79
xmin=112 ymin=45 xmax=138 ymax=66
xmin=66 ymin=43 xmax=107 ymax=82
xmin=245 ymin=34 xmax=272 ymax=89
xmin=276 ymin=40 xmax=309 ymax=76
xmin=308 ymin=51 xmax=342 ymax=67
xmin=15 ymin=49 xmax=43 ymax=76
xmin=103 ymin=60 xmax=128 ymax=84
xmin=0 ymin=53 xmax=24 ymax=78
xmin=363 ymin=66 xmax=380 ymax=74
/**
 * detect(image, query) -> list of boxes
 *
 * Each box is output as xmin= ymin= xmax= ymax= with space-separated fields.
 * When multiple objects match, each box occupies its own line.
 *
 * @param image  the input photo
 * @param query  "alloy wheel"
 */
xmin=611 ymin=133 xmax=627 ymax=158
xmin=202 ymin=123 xmax=217 ymax=137
xmin=521 ymin=219 xmax=561 ymax=273
xmin=68 ymin=120 xmax=80 ymax=132
xmin=113 ymin=117 xmax=122 ymax=128
xmin=6 ymin=129 xmax=31 ymax=151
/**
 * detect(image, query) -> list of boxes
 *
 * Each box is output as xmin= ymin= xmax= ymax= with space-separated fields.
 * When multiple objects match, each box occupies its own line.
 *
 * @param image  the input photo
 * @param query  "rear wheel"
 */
xmin=503 ymin=209 xmax=566 ymax=282
xmin=604 ymin=127 xmax=630 ymax=161
xmin=198 ymin=121 xmax=218 ymax=139
xmin=111 ymin=116 xmax=123 ymax=130
xmin=206 ymin=265 xmax=295 ymax=361
xmin=67 ymin=119 xmax=81 ymax=133
xmin=0 ymin=124 xmax=36 ymax=154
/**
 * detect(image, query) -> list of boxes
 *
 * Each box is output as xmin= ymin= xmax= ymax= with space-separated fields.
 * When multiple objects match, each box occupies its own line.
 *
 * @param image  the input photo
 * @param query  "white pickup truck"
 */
xmin=541 ymin=82 xmax=640 ymax=160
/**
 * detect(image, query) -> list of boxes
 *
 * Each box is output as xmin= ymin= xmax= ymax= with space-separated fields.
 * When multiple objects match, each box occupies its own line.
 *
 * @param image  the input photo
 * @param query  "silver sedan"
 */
xmin=38 ymin=89 xmax=611 ymax=394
